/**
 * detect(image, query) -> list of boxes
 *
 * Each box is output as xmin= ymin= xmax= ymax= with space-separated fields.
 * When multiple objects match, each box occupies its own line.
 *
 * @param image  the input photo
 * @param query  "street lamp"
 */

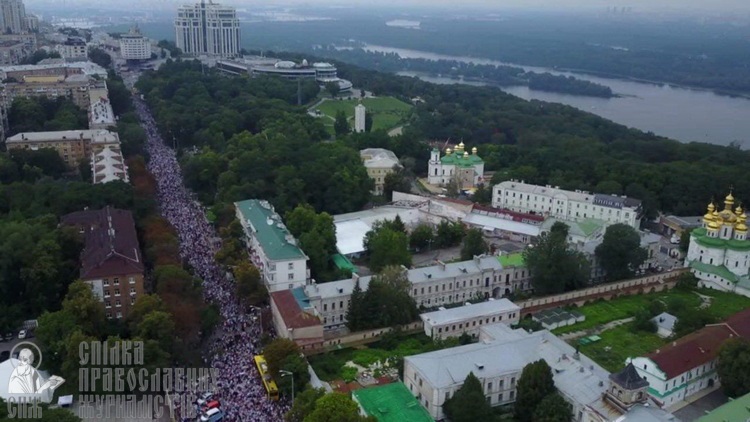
xmin=279 ymin=370 xmax=294 ymax=405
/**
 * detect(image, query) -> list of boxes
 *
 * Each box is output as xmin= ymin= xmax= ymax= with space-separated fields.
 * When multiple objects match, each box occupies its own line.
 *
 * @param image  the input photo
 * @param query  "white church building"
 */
xmin=427 ymin=142 xmax=485 ymax=188
xmin=686 ymin=191 xmax=750 ymax=297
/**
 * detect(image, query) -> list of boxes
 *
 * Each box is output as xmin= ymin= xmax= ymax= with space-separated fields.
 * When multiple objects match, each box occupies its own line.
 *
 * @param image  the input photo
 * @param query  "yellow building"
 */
xmin=2 ymin=74 xmax=93 ymax=109
xmin=360 ymin=148 xmax=400 ymax=195
xmin=6 ymin=129 xmax=121 ymax=169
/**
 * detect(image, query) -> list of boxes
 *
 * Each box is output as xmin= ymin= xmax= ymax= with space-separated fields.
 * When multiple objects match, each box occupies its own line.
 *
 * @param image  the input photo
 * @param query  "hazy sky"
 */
xmin=24 ymin=0 xmax=750 ymax=12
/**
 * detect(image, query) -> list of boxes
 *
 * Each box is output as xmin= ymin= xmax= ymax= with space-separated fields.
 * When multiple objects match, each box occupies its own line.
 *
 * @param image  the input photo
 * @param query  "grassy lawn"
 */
xmin=552 ymin=290 xmax=701 ymax=335
xmin=315 ymin=97 xmax=413 ymax=132
xmin=578 ymin=323 xmax=668 ymax=372
xmin=698 ymin=288 xmax=750 ymax=319
xmin=308 ymin=332 xmax=458 ymax=382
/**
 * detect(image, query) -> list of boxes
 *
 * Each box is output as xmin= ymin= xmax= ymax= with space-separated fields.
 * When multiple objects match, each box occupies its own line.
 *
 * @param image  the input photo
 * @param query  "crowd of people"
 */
xmin=134 ymin=98 xmax=290 ymax=421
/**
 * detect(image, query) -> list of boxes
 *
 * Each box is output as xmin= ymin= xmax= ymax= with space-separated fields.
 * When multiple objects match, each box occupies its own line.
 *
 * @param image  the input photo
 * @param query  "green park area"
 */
xmin=315 ymin=97 xmax=413 ymax=134
xmin=309 ymin=331 xmax=461 ymax=383
xmin=553 ymin=287 xmax=750 ymax=372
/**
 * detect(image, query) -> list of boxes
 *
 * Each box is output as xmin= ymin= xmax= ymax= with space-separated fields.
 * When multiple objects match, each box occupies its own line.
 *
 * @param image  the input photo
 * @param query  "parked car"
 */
xmin=200 ymin=400 xmax=220 ymax=412
xmin=18 ymin=330 xmax=27 ymax=339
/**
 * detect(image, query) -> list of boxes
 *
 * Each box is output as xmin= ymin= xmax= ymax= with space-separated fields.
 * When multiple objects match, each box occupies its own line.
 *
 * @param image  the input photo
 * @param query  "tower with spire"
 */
xmin=686 ymin=189 xmax=750 ymax=296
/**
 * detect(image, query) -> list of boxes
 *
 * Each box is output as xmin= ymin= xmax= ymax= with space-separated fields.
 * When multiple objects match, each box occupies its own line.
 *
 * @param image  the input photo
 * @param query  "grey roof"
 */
xmin=496 ymin=181 xmax=641 ymax=210
xmin=662 ymin=215 xmax=703 ymax=229
xmin=405 ymin=324 xmax=620 ymax=419
xmin=618 ymin=405 xmax=681 ymax=421
xmin=651 ymin=312 xmax=677 ymax=332
xmin=360 ymin=148 xmax=400 ymax=170
xmin=610 ymin=363 xmax=649 ymax=390
xmin=420 ymin=299 xmax=520 ymax=326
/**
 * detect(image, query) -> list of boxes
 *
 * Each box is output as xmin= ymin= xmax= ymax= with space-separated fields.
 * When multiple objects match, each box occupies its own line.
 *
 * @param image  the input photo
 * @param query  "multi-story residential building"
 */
xmin=492 ymin=180 xmax=643 ymax=228
xmin=2 ymin=74 xmax=93 ymax=109
xmin=91 ymin=144 xmax=128 ymax=184
xmin=302 ymin=255 xmax=532 ymax=331
xmin=119 ymin=25 xmax=151 ymax=61
xmin=420 ymin=299 xmax=520 ymax=340
xmin=61 ymin=207 xmax=145 ymax=319
xmin=629 ymin=309 xmax=750 ymax=408
xmin=0 ymin=40 xmax=25 ymax=64
xmin=686 ymin=193 xmax=750 ymax=297
xmin=235 ymin=199 xmax=310 ymax=292
xmin=0 ymin=61 xmax=107 ymax=81
xmin=6 ymin=129 xmax=121 ymax=168
xmin=88 ymin=82 xmax=115 ymax=129
xmin=174 ymin=0 xmax=240 ymax=57
xmin=0 ymin=0 xmax=27 ymax=34
xmin=427 ymin=142 xmax=485 ymax=188
xmin=55 ymin=37 xmax=87 ymax=60
xmin=360 ymin=148 xmax=399 ymax=195
xmin=23 ymin=13 xmax=36 ymax=31
xmin=404 ymin=323 xmax=676 ymax=421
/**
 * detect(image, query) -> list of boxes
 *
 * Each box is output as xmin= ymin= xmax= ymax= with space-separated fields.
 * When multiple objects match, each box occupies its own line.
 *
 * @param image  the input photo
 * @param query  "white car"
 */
xmin=17 ymin=330 xmax=27 ymax=339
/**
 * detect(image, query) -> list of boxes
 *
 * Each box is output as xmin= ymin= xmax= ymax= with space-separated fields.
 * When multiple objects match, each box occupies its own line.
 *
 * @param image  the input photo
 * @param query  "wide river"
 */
xmin=364 ymin=44 xmax=750 ymax=147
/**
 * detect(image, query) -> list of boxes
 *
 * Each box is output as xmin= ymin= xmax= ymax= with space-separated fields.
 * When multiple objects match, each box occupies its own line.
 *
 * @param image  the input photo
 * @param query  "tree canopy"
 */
xmin=364 ymin=220 xmax=412 ymax=273
xmin=347 ymin=266 xmax=418 ymax=331
xmin=460 ymin=228 xmax=488 ymax=260
xmin=717 ymin=339 xmax=750 ymax=398
xmin=515 ymin=359 xmax=557 ymax=422
xmin=524 ymin=222 xmax=590 ymax=294
xmin=595 ymin=224 xmax=648 ymax=281
xmin=443 ymin=372 xmax=495 ymax=422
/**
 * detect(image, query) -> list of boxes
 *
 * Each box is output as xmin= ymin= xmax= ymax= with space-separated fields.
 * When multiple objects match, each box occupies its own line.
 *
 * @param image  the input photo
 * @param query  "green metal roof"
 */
xmin=352 ymin=382 xmax=434 ymax=422
xmin=440 ymin=152 xmax=483 ymax=168
xmin=696 ymin=391 xmax=750 ymax=422
xmin=234 ymin=200 xmax=306 ymax=261
xmin=692 ymin=228 xmax=750 ymax=251
xmin=498 ymin=253 xmax=525 ymax=268
xmin=331 ymin=253 xmax=356 ymax=273
xmin=689 ymin=260 xmax=738 ymax=283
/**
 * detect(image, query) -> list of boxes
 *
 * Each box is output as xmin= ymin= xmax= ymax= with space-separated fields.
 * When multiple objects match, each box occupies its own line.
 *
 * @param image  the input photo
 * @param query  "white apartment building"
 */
xmin=493 ymin=180 xmax=643 ymax=228
xmin=119 ymin=26 xmax=151 ymax=61
xmin=175 ymin=1 xmax=241 ymax=57
xmin=235 ymin=199 xmax=309 ymax=292
xmin=55 ymin=37 xmax=87 ymax=60
xmin=420 ymin=299 xmax=520 ymax=340
xmin=0 ymin=0 xmax=26 ymax=34
xmin=302 ymin=255 xmax=532 ymax=331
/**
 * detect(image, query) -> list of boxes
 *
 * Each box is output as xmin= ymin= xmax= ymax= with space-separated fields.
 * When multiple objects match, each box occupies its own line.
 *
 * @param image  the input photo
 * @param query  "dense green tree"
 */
xmin=595 ymin=224 xmax=649 ymax=282
xmin=18 ymin=49 xmax=61 ymax=65
xmin=235 ymin=261 xmax=266 ymax=306
xmin=409 ymin=224 xmax=435 ymax=250
xmin=631 ymin=308 xmax=657 ymax=333
xmin=435 ymin=221 xmax=466 ymax=248
xmin=277 ymin=352 xmax=312 ymax=395
xmin=679 ymin=229 xmax=694 ymax=253
xmin=364 ymin=111 xmax=373 ymax=132
xmin=348 ymin=266 xmax=418 ymax=330
xmin=382 ymin=166 xmax=410 ymax=200
xmin=672 ymin=309 xmax=715 ymax=338
xmin=515 ymin=360 xmax=556 ymax=422
xmin=717 ymin=339 xmax=750 ymax=398
xmin=532 ymin=393 xmax=573 ymax=422
xmin=443 ymin=372 xmax=495 ymax=422
xmin=345 ymin=280 xmax=365 ymax=330
xmin=460 ymin=228 xmax=488 ymax=260
xmin=264 ymin=338 xmax=302 ymax=378
xmin=472 ymin=184 xmax=492 ymax=205
xmin=364 ymin=226 xmax=411 ymax=273
xmin=334 ymin=110 xmax=349 ymax=136
xmin=524 ymin=222 xmax=590 ymax=294
xmin=304 ymin=393 xmax=370 ymax=422
xmin=325 ymin=82 xmax=340 ymax=98
xmin=88 ymin=47 xmax=112 ymax=68
xmin=285 ymin=388 xmax=326 ymax=422
xmin=284 ymin=204 xmax=339 ymax=281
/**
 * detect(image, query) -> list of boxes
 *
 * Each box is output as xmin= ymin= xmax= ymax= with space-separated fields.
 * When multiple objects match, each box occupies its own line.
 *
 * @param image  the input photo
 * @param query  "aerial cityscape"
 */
xmin=0 ymin=0 xmax=749 ymax=421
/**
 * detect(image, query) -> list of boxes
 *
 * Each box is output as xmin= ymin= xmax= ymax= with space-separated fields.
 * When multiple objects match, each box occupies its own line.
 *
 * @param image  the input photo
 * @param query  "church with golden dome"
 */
xmin=686 ymin=191 xmax=750 ymax=297
xmin=428 ymin=142 xmax=485 ymax=188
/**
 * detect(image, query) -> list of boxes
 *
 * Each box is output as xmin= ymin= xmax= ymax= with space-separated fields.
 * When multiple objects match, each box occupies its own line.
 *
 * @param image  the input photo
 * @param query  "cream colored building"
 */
xmin=119 ymin=26 xmax=151 ymax=61
xmin=6 ymin=129 xmax=121 ymax=168
xmin=360 ymin=148 xmax=400 ymax=195
xmin=2 ymin=74 xmax=92 ymax=109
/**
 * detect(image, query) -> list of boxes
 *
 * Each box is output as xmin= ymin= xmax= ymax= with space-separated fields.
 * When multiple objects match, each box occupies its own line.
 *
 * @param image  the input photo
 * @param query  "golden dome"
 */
xmin=708 ymin=221 xmax=720 ymax=230
xmin=735 ymin=205 xmax=744 ymax=216
xmin=736 ymin=223 xmax=748 ymax=232
xmin=724 ymin=192 xmax=735 ymax=210
xmin=445 ymin=148 xmax=452 ymax=155
xmin=463 ymin=151 xmax=469 ymax=158
xmin=472 ymin=147 xmax=478 ymax=154
xmin=458 ymin=141 xmax=465 ymax=148
xmin=708 ymin=202 xmax=715 ymax=212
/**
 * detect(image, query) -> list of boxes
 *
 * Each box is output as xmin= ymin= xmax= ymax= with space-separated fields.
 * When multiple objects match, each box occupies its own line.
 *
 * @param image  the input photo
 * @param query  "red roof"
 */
xmin=61 ymin=207 xmax=144 ymax=279
xmin=726 ymin=308 xmax=750 ymax=338
xmin=270 ymin=290 xmax=321 ymax=329
xmin=646 ymin=324 xmax=736 ymax=380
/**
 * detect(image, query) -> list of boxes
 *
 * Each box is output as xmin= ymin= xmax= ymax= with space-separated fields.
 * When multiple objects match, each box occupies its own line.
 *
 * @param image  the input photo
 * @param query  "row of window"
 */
xmin=103 ymin=277 xmax=136 ymax=286
xmin=436 ymin=313 xmax=516 ymax=334
xmin=104 ymin=297 xmax=136 ymax=308
xmin=103 ymin=287 xmax=137 ymax=298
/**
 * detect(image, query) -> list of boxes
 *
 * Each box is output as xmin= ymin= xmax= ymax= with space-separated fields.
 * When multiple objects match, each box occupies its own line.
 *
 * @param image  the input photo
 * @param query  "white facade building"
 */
xmin=428 ymin=142 xmax=485 ymax=188
xmin=302 ymin=255 xmax=532 ymax=331
xmin=235 ymin=199 xmax=310 ymax=292
xmin=686 ymin=193 xmax=750 ymax=297
xmin=420 ymin=299 xmax=520 ymax=340
xmin=55 ymin=37 xmax=87 ymax=60
xmin=492 ymin=180 xmax=643 ymax=228
xmin=119 ymin=26 xmax=151 ymax=61
xmin=354 ymin=103 xmax=366 ymax=133
xmin=175 ymin=1 xmax=240 ymax=57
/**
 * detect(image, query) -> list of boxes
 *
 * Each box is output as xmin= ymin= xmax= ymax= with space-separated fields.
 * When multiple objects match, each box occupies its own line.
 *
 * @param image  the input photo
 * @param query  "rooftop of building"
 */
xmin=696 ymin=391 xmax=750 ymax=422
xmin=61 ymin=207 xmax=144 ymax=279
xmin=420 ymin=299 xmax=520 ymax=326
xmin=661 ymin=215 xmax=703 ymax=229
xmin=496 ymin=180 xmax=642 ymax=209
xmin=470 ymin=204 xmax=546 ymax=223
xmin=651 ymin=312 xmax=677 ymax=332
xmin=352 ymin=382 xmax=435 ymax=422
xmin=406 ymin=323 xmax=620 ymax=420
xmin=334 ymin=206 xmax=421 ymax=256
xmin=269 ymin=289 xmax=321 ymax=330
xmin=6 ymin=129 xmax=119 ymax=144
xmin=235 ymin=199 xmax=307 ymax=261
xmin=541 ymin=217 xmax=608 ymax=239
xmin=497 ymin=252 xmax=525 ymax=268
xmin=331 ymin=253 xmax=356 ymax=273
xmin=690 ymin=227 xmax=750 ymax=252
xmin=610 ymin=363 xmax=649 ymax=390
xmin=92 ymin=146 xmax=127 ymax=184
xmin=439 ymin=150 xmax=483 ymax=167
xmin=0 ymin=60 xmax=106 ymax=76
xmin=360 ymin=148 xmax=400 ymax=170
xmin=463 ymin=212 xmax=541 ymax=237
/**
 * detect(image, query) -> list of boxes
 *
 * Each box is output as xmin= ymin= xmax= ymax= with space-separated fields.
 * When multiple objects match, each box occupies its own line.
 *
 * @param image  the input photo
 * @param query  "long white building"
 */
xmin=235 ymin=199 xmax=310 ymax=292
xmin=174 ymin=0 xmax=240 ymax=57
xmin=492 ymin=180 xmax=643 ymax=228
xmin=420 ymin=299 xmax=520 ymax=340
